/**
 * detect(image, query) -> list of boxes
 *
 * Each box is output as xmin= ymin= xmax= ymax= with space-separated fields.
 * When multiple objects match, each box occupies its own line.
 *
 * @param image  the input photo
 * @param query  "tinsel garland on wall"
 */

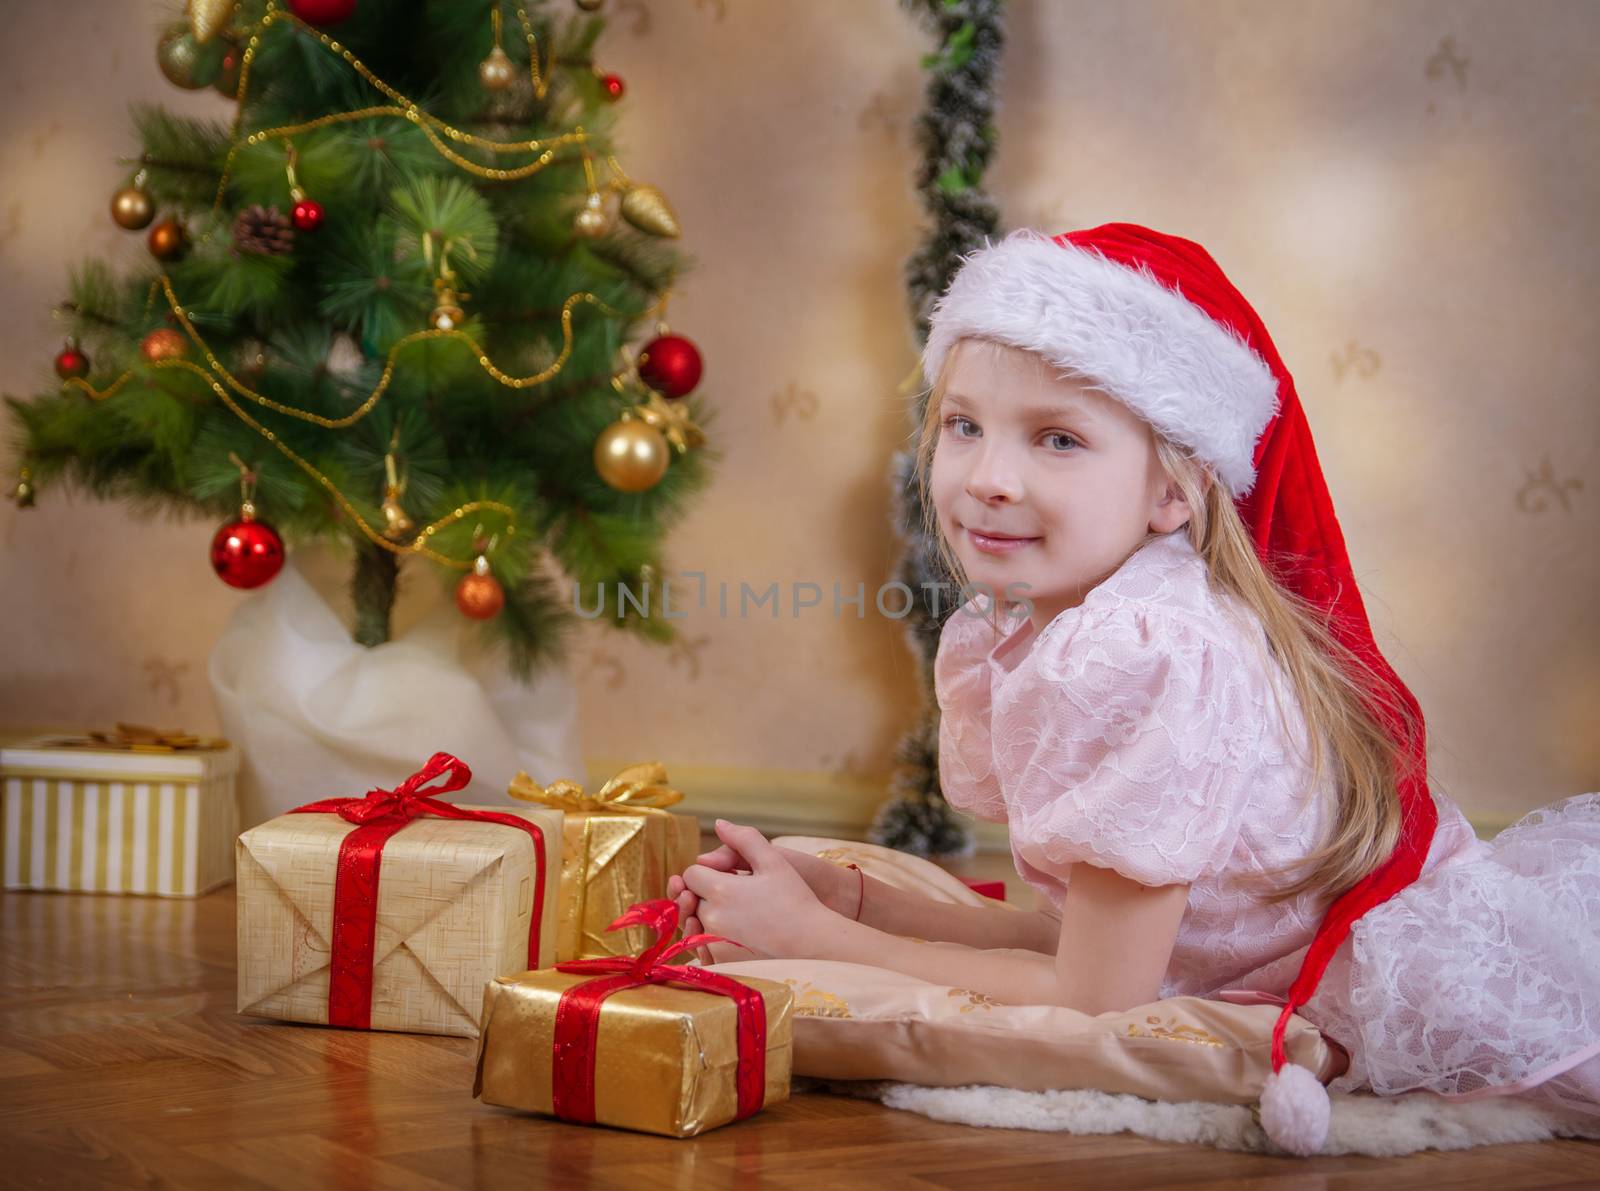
xmin=870 ymin=0 xmax=1005 ymax=856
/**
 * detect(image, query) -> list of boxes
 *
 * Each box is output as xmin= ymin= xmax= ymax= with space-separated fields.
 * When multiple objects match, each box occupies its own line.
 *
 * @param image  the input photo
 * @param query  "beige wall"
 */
xmin=2 ymin=1 xmax=1595 ymax=832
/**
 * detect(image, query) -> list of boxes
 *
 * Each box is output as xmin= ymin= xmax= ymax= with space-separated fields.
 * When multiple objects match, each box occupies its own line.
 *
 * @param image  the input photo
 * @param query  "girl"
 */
xmin=669 ymin=224 xmax=1600 ymax=1136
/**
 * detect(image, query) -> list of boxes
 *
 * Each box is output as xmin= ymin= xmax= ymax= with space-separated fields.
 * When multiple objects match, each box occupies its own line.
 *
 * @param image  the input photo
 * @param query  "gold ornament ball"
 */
xmin=141 ymin=328 xmax=188 ymax=363
xmin=478 ymin=45 xmax=516 ymax=91
xmin=594 ymin=418 xmax=670 ymax=493
xmin=157 ymin=26 xmax=219 ymax=89
xmin=430 ymin=302 xmax=465 ymax=331
xmin=574 ymin=194 xmax=611 ymax=239
xmin=111 ymin=185 xmax=155 ymax=230
xmin=147 ymin=218 xmax=187 ymax=261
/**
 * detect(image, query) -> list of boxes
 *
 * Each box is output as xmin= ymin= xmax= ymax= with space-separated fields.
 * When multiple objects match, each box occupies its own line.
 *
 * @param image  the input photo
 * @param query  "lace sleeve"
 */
xmin=1004 ymin=605 xmax=1259 ymax=887
xmin=933 ymin=601 xmax=1012 ymax=824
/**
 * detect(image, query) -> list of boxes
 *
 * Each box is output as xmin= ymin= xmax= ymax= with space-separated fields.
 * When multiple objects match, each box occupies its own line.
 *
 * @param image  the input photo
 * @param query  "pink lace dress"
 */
xmin=935 ymin=529 xmax=1600 ymax=1112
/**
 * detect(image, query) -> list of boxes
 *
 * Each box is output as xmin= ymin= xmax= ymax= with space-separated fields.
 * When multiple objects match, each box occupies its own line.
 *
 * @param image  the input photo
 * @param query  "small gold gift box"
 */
xmin=474 ymin=899 xmax=794 ymax=1137
xmin=508 ymin=762 xmax=699 ymax=962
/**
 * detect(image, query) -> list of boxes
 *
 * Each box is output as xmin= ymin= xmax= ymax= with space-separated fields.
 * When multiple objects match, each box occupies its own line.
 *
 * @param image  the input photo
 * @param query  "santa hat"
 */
xmin=923 ymin=224 xmax=1437 ymax=1155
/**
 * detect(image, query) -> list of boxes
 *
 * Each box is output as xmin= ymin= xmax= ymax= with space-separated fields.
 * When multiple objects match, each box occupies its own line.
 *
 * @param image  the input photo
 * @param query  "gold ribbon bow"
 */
xmin=42 ymin=722 xmax=229 ymax=753
xmin=508 ymin=761 xmax=685 ymax=817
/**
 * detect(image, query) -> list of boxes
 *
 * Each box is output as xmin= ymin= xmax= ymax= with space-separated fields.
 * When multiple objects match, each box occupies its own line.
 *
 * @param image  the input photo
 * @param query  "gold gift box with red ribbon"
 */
xmin=236 ymin=752 xmax=562 ymax=1039
xmin=474 ymin=898 xmax=794 ymax=1138
xmin=507 ymin=762 xmax=700 ymax=962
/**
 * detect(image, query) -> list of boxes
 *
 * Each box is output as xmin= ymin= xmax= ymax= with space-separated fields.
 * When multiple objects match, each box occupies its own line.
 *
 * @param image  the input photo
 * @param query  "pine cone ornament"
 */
xmin=231 ymin=204 xmax=295 ymax=255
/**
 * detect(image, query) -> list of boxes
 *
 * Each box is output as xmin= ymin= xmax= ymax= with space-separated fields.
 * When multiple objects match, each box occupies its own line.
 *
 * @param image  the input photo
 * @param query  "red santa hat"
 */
xmin=923 ymin=224 xmax=1437 ymax=1155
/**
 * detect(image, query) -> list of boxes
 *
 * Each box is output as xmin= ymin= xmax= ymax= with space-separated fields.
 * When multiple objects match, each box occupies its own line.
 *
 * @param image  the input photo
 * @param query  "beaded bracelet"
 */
xmin=846 ymin=862 xmax=864 ymax=922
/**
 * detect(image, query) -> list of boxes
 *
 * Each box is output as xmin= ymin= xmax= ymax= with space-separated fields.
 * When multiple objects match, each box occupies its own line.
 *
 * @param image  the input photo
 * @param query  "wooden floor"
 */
xmin=3 ymin=869 xmax=1599 ymax=1189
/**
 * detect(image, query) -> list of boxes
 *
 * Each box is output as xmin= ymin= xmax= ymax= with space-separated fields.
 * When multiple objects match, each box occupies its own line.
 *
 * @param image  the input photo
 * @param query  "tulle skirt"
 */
xmin=1303 ymin=793 xmax=1600 ymax=1114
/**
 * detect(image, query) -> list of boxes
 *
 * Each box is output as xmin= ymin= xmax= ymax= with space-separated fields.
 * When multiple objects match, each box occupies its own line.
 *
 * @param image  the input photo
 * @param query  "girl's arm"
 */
xmin=838 ymin=867 xmax=1062 ymax=955
xmin=680 ymin=840 xmax=1063 ymax=956
xmin=801 ymin=862 xmax=1189 ymax=1014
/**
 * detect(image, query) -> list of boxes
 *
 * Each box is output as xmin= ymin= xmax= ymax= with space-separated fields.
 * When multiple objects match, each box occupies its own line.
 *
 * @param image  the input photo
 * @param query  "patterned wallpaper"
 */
xmin=1 ymin=1 xmax=1595 ymax=828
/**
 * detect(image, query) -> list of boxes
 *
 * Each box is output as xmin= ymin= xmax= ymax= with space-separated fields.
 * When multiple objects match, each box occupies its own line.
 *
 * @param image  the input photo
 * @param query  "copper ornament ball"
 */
xmin=594 ymin=418 xmax=670 ymax=493
xmin=147 ymin=218 xmax=187 ymax=261
xmin=111 ymin=185 xmax=155 ymax=230
xmin=455 ymin=559 xmax=505 ymax=620
xmin=479 ymin=46 xmax=516 ymax=92
xmin=140 ymin=328 xmax=188 ymax=363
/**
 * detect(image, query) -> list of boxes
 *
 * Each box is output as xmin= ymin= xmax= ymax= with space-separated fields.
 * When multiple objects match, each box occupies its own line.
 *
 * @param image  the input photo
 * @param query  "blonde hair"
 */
xmin=914 ymin=344 xmax=1420 ymax=903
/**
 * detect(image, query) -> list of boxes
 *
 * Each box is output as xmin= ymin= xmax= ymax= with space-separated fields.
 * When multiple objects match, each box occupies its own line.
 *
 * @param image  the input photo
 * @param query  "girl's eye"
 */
xmin=942 ymin=414 xmax=977 ymax=438
xmin=1043 ymin=431 xmax=1080 ymax=452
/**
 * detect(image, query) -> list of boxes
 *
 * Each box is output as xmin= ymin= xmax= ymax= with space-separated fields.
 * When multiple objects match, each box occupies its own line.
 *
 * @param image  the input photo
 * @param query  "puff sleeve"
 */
xmin=1001 ymin=604 xmax=1262 ymax=888
xmin=933 ymin=601 xmax=1014 ymax=824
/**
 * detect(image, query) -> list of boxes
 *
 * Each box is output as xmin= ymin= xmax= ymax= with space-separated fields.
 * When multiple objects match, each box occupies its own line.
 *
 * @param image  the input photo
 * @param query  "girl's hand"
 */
xmin=675 ymin=820 xmax=831 ymax=963
xmin=667 ymin=823 xmax=860 ymax=960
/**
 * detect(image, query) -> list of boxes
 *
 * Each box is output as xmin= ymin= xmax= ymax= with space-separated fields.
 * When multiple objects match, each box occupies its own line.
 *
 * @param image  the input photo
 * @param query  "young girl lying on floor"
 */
xmin=667 ymin=224 xmax=1600 ymax=1127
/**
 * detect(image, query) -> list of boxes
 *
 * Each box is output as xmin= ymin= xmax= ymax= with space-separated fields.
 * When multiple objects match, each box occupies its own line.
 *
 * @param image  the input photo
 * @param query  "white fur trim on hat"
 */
xmin=921 ymin=228 xmax=1281 ymax=497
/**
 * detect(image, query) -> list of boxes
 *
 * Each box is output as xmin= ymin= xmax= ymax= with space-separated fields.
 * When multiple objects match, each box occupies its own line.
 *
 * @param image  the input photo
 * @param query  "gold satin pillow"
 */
xmin=703 ymin=836 xmax=1343 ymax=1105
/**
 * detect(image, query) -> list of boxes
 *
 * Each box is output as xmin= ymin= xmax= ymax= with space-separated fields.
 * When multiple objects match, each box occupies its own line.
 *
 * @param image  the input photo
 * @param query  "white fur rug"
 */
xmin=800 ymin=1077 xmax=1600 ymax=1157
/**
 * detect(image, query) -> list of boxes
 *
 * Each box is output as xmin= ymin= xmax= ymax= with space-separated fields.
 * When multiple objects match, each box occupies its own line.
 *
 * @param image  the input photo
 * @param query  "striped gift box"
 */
xmin=0 ymin=737 xmax=239 ymax=897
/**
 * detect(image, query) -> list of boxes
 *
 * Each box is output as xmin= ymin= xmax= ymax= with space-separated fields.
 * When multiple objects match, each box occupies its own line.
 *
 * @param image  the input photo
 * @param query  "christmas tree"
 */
xmin=4 ymin=0 xmax=714 ymax=681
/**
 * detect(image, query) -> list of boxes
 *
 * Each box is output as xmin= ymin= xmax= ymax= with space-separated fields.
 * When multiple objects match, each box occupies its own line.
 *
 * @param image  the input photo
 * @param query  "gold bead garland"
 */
xmin=61 ymin=276 xmax=665 ymax=566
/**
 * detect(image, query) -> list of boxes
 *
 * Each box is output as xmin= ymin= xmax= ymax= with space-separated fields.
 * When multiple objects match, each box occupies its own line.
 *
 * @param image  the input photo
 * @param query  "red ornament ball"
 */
xmin=210 ymin=511 xmax=285 ymax=589
xmin=214 ymin=42 xmax=243 ymax=98
xmin=637 ymin=333 xmax=702 ymax=399
xmin=287 ymin=0 xmax=357 ymax=24
xmin=54 ymin=341 xmax=90 ymax=380
xmin=599 ymin=73 xmax=625 ymax=101
xmin=291 ymin=199 xmax=324 ymax=232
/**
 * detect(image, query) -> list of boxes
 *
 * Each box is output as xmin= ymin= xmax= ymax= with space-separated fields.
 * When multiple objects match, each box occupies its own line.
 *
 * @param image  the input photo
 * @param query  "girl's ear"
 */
xmin=1148 ymin=479 xmax=1194 ymax=534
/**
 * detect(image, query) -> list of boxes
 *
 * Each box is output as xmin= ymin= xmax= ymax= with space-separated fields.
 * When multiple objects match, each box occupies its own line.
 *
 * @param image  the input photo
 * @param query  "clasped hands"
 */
xmin=665 ymin=819 xmax=861 ymax=964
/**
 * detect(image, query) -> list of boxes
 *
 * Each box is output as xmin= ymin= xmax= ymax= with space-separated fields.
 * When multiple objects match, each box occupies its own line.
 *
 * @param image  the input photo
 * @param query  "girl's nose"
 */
xmin=965 ymin=444 xmax=1023 ymax=503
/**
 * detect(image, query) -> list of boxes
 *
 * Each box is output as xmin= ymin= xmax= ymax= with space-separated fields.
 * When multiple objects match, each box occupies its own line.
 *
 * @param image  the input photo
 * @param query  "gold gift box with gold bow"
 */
xmin=508 ymin=762 xmax=699 ymax=962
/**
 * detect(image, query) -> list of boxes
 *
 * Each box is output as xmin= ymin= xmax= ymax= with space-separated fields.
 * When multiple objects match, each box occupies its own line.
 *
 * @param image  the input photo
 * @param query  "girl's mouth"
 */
xmin=966 ymin=528 xmax=1040 ymax=555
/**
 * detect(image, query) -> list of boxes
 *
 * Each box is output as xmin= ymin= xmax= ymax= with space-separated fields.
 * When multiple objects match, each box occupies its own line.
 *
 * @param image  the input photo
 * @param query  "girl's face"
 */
xmin=930 ymin=338 xmax=1196 ymax=634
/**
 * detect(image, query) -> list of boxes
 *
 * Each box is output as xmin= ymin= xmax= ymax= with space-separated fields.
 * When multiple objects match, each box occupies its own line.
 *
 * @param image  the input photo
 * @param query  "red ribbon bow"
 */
xmin=290 ymin=751 xmax=548 ymax=1030
xmin=549 ymin=898 xmax=768 ymax=1124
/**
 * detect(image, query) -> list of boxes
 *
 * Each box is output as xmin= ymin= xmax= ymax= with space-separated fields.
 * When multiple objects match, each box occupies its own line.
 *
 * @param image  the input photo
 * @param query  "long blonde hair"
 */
xmin=913 ymin=350 xmax=1420 ymax=903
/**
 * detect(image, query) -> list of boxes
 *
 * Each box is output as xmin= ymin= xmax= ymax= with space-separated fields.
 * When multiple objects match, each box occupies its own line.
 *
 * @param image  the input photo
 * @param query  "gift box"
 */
xmin=508 ymin=763 xmax=699 ymax=962
xmin=236 ymin=752 xmax=561 ymax=1039
xmin=474 ymin=899 xmax=794 ymax=1137
xmin=1 ymin=725 xmax=238 ymax=897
